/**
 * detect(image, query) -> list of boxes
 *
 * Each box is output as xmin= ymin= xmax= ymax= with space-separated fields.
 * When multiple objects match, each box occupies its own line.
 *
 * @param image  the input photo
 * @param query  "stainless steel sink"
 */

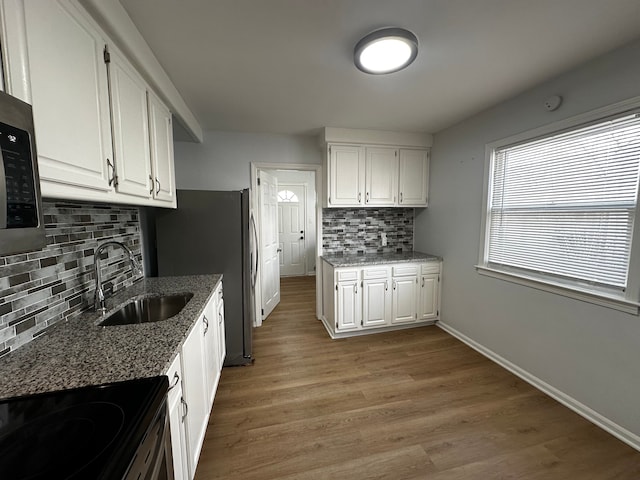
xmin=99 ymin=293 xmax=194 ymax=326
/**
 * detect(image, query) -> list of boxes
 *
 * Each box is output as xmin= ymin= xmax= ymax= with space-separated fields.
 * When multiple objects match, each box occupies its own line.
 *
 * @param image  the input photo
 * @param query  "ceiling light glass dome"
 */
xmin=354 ymin=27 xmax=418 ymax=74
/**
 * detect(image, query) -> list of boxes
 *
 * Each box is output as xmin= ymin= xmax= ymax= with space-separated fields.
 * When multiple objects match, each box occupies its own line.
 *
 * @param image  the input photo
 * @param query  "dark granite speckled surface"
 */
xmin=321 ymin=251 xmax=441 ymax=267
xmin=0 ymin=274 xmax=221 ymax=401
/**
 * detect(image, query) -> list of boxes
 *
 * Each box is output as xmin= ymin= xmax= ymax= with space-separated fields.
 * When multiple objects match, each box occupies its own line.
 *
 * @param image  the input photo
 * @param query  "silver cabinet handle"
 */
xmin=181 ymin=397 xmax=188 ymax=421
xmin=107 ymin=158 xmax=117 ymax=187
xmin=149 ymin=175 xmax=154 ymax=195
xmin=358 ymin=192 xmax=361 ymax=202
xmin=366 ymin=191 xmax=369 ymax=203
xmin=203 ymin=314 xmax=209 ymax=334
xmin=400 ymin=192 xmax=403 ymax=203
xmin=355 ymin=283 xmax=358 ymax=294
xmin=422 ymin=277 xmax=425 ymax=288
xmin=393 ymin=281 xmax=396 ymax=290
xmin=155 ymin=177 xmax=161 ymax=195
xmin=168 ymin=371 xmax=180 ymax=391
xmin=385 ymin=280 xmax=388 ymax=291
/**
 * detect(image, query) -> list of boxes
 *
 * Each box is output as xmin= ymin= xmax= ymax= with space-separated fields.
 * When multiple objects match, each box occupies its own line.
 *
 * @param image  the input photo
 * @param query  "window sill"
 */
xmin=475 ymin=265 xmax=640 ymax=315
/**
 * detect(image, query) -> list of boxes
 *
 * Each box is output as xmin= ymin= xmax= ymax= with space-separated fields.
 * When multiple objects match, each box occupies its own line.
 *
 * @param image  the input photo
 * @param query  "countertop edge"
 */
xmin=321 ymin=251 xmax=442 ymax=267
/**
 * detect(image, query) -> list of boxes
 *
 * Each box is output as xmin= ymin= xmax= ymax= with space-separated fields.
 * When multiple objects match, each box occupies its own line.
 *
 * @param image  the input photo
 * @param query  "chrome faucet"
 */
xmin=93 ymin=241 xmax=143 ymax=313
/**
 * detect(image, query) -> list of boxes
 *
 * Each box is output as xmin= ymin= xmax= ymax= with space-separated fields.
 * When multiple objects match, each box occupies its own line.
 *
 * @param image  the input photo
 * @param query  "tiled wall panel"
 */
xmin=322 ymin=208 xmax=414 ymax=255
xmin=0 ymin=201 xmax=143 ymax=357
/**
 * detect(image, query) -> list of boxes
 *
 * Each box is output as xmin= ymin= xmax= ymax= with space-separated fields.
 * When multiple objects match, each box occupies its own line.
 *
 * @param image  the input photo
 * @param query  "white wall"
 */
xmin=414 ymin=38 xmax=640 ymax=444
xmin=174 ymin=130 xmax=321 ymax=190
xmin=265 ymin=169 xmax=317 ymax=275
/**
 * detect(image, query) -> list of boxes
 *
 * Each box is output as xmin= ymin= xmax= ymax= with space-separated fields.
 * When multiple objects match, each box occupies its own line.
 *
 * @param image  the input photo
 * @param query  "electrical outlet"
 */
xmin=381 ymin=232 xmax=388 ymax=246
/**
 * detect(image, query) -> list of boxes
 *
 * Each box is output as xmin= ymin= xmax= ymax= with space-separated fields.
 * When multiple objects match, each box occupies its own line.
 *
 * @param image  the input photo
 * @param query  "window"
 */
xmin=277 ymin=190 xmax=299 ymax=203
xmin=478 ymin=102 xmax=640 ymax=313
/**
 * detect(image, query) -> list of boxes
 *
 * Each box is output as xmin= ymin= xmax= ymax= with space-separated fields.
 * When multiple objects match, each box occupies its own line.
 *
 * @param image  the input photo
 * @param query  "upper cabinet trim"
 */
xmin=320 ymin=127 xmax=433 ymax=148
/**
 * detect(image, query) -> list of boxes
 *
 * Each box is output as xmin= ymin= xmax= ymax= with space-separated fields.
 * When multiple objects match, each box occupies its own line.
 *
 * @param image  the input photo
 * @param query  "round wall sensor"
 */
xmin=544 ymin=95 xmax=563 ymax=111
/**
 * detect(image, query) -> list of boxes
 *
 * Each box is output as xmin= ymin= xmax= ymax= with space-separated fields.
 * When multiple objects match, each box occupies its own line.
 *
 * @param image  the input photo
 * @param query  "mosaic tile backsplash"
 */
xmin=322 ymin=208 xmax=414 ymax=255
xmin=0 ymin=200 xmax=143 ymax=357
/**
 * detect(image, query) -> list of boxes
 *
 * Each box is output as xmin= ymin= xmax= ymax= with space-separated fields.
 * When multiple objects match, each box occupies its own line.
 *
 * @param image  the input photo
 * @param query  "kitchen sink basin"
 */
xmin=99 ymin=293 xmax=194 ymax=326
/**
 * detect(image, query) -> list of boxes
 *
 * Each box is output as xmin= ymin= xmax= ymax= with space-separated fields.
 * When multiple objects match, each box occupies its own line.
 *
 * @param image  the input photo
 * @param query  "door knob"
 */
xmin=300 ymin=230 xmax=304 ymax=234
xmin=299 ymin=236 xmax=304 ymax=240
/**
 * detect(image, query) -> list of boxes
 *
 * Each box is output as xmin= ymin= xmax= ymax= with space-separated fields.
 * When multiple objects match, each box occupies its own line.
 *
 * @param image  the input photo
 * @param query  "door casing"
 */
xmin=250 ymin=163 xmax=322 ymax=327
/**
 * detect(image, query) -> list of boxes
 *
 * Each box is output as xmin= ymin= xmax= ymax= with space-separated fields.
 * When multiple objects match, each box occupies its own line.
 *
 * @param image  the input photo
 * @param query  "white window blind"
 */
xmin=487 ymin=112 xmax=640 ymax=290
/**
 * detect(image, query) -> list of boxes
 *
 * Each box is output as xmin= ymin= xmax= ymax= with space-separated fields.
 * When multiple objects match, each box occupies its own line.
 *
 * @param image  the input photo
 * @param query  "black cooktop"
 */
xmin=0 ymin=376 xmax=168 ymax=480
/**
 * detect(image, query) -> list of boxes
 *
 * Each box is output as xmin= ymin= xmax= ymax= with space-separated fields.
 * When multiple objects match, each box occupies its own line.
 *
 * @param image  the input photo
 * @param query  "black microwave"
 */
xmin=0 ymin=90 xmax=45 ymax=255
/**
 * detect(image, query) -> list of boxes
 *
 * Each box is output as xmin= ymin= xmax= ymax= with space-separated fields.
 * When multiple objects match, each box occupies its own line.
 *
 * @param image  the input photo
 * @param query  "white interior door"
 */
xmin=259 ymin=170 xmax=281 ymax=319
xmin=278 ymin=184 xmax=306 ymax=276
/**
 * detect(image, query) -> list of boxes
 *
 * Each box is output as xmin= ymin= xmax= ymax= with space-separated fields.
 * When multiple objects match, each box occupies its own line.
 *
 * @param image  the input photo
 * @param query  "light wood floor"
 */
xmin=195 ymin=276 xmax=640 ymax=479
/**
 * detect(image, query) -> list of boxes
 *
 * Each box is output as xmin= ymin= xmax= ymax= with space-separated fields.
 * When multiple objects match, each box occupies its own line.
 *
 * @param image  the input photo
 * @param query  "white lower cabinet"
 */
xmin=362 ymin=267 xmax=392 ymax=328
xmin=167 ymin=354 xmax=189 ymax=480
xmin=391 ymin=265 xmax=419 ymax=325
xmin=215 ymin=286 xmax=226 ymax=369
xmin=333 ymin=269 xmax=361 ymax=331
xmin=419 ymin=274 xmax=440 ymax=321
xmin=167 ymin=282 xmax=225 ymax=480
xmin=181 ymin=314 xmax=208 ymax=477
xmin=323 ymin=260 xmax=440 ymax=336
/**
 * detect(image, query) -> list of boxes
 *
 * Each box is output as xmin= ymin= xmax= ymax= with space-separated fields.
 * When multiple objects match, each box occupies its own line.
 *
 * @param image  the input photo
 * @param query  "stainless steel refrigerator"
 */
xmin=154 ymin=189 xmax=256 ymax=366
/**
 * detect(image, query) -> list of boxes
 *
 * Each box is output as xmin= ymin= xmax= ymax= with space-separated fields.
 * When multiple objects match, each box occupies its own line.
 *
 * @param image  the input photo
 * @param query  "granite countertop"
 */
xmin=321 ymin=251 xmax=441 ymax=267
xmin=0 ymin=274 xmax=222 ymax=401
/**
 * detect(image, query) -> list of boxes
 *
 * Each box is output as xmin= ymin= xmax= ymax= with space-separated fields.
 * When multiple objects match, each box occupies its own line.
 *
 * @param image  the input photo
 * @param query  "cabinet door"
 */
xmin=418 ymin=274 xmax=440 ymax=321
xmin=216 ymin=287 xmax=226 ymax=369
xmin=202 ymin=297 xmax=218 ymax=408
xmin=398 ymin=149 xmax=429 ymax=206
xmin=16 ymin=0 xmax=113 ymax=193
xmin=365 ymin=147 xmax=397 ymax=206
xmin=362 ymin=277 xmax=391 ymax=327
xmin=108 ymin=48 xmax=152 ymax=199
xmin=391 ymin=276 xmax=418 ymax=324
xmin=148 ymin=90 xmax=176 ymax=203
xmin=167 ymin=355 xmax=189 ymax=480
xmin=328 ymin=144 xmax=364 ymax=206
xmin=336 ymin=280 xmax=361 ymax=331
xmin=181 ymin=321 xmax=208 ymax=476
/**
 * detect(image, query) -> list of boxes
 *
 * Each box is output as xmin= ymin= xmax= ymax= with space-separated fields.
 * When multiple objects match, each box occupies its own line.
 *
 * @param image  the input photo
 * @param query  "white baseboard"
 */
xmin=437 ymin=321 xmax=640 ymax=452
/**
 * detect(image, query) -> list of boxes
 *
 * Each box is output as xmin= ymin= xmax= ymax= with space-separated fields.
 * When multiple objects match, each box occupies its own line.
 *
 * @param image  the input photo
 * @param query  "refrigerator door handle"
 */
xmin=250 ymin=212 xmax=259 ymax=288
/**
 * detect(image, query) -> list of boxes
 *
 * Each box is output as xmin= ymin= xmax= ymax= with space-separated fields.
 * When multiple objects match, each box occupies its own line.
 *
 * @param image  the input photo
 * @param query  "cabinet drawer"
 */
xmin=336 ymin=269 xmax=359 ymax=281
xmin=392 ymin=265 xmax=419 ymax=277
xmin=362 ymin=267 xmax=390 ymax=279
xmin=166 ymin=353 xmax=183 ymax=402
xmin=421 ymin=263 xmax=440 ymax=274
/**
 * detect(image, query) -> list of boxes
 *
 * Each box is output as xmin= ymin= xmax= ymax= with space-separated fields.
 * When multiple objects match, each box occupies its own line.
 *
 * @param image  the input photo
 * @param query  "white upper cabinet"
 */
xmin=365 ymin=147 xmax=397 ymax=206
xmin=324 ymin=140 xmax=429 ymax=208
xmin=148 ymin=90 xmax=176 ymax=203
xmin=0 ymin=0 xmax=178 ymax=207
xmin=398 ymin=149 xmax=429 ymax=206
xmin=108 ymin=47 xmax=152 ymax=199
xmin=328 ymin=144 xmax=364 ymax=206
xmin=12 ymin=0 xmax=113 ymax=195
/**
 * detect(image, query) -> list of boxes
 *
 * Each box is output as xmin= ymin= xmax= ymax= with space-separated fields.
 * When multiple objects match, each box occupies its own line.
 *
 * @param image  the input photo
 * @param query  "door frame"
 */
xmin=277 ymin=181 xmax=307 ymax=276
xmin=250 ymin=163 xmax=322 ymax=327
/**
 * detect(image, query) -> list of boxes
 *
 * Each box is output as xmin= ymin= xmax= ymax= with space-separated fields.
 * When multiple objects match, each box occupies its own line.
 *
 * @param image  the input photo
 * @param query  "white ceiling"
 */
xmin=120 ymin=0 xmax=640 ymax=137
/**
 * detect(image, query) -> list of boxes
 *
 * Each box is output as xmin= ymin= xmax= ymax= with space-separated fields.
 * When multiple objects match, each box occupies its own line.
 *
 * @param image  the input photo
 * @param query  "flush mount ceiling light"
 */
xmin=354 ymin=27 xmax=418 ymax=74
